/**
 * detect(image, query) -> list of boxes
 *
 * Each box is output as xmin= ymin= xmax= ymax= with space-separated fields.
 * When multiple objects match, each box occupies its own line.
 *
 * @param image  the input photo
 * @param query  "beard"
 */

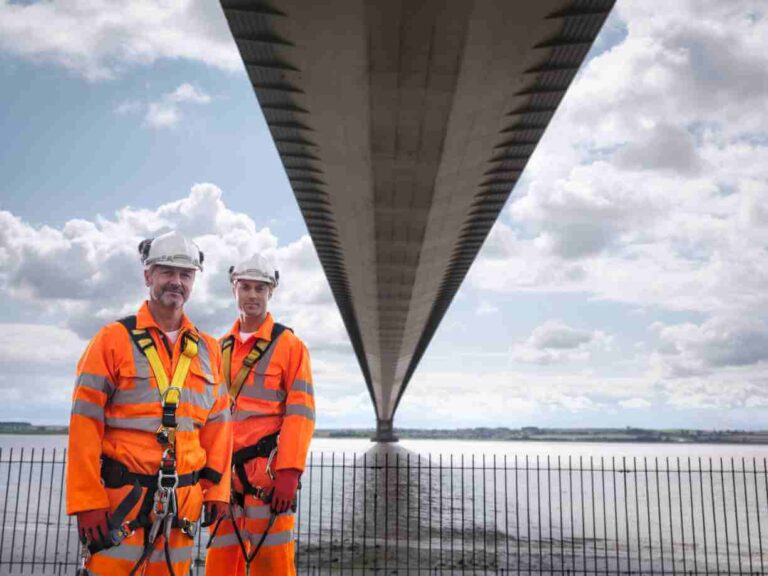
xmin=158 ymin=286 xmax=187 ymax=307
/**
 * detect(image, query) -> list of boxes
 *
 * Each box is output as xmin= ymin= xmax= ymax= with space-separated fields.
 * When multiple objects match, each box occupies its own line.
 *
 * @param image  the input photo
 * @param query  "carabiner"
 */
xmin=266 ymin=447 xmax=277 ymax=481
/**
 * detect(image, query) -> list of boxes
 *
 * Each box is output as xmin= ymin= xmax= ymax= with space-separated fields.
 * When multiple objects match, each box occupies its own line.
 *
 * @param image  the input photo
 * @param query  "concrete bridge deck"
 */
xmin=220 ymin=0 xmax=614 ymax=439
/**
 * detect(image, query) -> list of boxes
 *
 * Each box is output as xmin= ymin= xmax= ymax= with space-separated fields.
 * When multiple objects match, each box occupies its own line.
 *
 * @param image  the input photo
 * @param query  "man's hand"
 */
xmin=201 ymin=501 xmax=228 ymax=527
xmin=270 ymin=468 xmax=301 ymax=513
xmin=77 ymin=508 xmax=110 ymax=548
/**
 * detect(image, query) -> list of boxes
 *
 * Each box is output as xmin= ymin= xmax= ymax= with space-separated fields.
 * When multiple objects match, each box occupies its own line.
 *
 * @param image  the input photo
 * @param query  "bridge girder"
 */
xmin=221 ymin=0 xmax=614 ymax=438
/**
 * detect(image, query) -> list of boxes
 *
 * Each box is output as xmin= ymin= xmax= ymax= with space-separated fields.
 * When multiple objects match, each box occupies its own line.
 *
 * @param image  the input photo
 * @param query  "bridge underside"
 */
xmin=221 ymin=0 xmax=613 ymax=439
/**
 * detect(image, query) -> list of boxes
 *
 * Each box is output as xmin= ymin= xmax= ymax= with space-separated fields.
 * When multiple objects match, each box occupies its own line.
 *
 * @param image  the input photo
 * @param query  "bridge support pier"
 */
xmin=371 ymin=419 xmax=398 ymax=443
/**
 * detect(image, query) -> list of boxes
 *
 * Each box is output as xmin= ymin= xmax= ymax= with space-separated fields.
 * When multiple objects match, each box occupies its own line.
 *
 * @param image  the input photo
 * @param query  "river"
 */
xmin=1 ymin=435 xmax=766 ymax=574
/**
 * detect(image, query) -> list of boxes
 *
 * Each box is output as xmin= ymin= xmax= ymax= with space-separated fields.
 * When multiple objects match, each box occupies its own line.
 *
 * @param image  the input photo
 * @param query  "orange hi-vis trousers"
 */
xmin=205 ymin=495 xmax=296 ymax=576
xmin=86 ymin=527 xmax=193 ymax=576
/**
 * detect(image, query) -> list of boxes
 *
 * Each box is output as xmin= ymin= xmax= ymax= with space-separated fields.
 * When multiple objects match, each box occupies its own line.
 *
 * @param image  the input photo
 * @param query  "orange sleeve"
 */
xmin=199 ymin=337 xmax=232 ymax=503
xmin=66 ymin=327 xmax=116 ymax=515
xmin=274 ymin=336 xmax=315 ymax=472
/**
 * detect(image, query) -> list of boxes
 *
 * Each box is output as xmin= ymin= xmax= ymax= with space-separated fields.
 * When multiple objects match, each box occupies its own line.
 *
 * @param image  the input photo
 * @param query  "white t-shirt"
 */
xmin=239 ymin=331 xmax=255 ymax=342
xmin=165 ymin=329 xmax=180 ymax=346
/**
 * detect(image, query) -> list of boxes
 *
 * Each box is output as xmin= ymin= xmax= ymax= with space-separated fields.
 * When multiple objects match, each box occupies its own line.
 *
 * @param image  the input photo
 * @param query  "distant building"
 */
xmin=0 ymin=421 xmax=33 ymax=432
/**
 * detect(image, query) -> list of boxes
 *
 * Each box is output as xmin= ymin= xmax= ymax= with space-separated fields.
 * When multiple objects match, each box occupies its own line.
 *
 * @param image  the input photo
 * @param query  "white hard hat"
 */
xmin=229 ymin=254 xmax=279 ymax=287
xmin=139 ymin=231 xmax=204 ymax=271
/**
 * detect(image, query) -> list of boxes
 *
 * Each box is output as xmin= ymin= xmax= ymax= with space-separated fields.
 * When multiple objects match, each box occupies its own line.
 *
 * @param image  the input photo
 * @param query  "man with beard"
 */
xmin=205 ymin=254 xmax=315 ymax=576
xmin=67 ymin=231 xmax=232 ymax=575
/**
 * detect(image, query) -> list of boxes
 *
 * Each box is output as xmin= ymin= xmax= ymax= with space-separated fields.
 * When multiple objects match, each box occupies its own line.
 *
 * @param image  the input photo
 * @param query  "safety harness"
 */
xmin=221 ymin=323 xmax=288 ymax=407
xmin=79 ymin=316 xmax=212 ymax=576
xmin=208 ymin=324 xmax=297 ymax=575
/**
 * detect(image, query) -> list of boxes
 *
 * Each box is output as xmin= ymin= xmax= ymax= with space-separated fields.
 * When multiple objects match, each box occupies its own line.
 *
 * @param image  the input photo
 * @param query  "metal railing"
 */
xmin=0 ymin=446 xmax=766 ymax=574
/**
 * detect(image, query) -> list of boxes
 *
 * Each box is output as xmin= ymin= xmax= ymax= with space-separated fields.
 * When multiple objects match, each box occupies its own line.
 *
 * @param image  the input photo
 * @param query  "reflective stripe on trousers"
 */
xmin=205 ymin=498 xmax=296 ymax=576
xmin=86 ymin=527 xmax=194 ymax=576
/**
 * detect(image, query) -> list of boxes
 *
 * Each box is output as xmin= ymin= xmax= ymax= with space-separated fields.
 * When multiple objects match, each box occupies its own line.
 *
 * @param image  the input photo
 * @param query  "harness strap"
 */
xmin=247 ymin=512 xmax=277 ymax=573
xmin=231 ymin=432 xmax=279 ymax=497
xmin=101 ymin=456 xmax=202 ymax=489
xmin=118 ymin=315 xmax=199 ymax=422
xmin=221 ymin=323 xmax=289 ymax=405
xmin=113 ymin=316 xmax=201 ymax=576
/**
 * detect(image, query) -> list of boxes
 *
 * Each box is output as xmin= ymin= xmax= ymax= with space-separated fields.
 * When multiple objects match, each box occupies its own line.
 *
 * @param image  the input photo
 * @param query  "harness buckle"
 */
xmin=107 ymin=522 xmax=133 ymax=547
xmin=178 ymin=518 xmax=198 ymax=539
xmin=156 ymin=425 xmax=176 ymax=446
xmin=161 ymin=386 xmax=183 ymax=408
xmin=156 ymin=448 xmax=179 ymax=495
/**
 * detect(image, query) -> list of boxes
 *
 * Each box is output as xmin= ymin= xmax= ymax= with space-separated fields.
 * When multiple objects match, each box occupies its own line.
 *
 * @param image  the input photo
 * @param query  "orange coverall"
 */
xmin=205 ymin=312 xmax=315 ymax=576
xmin=67 ymin=302 xmax=232 ymax=576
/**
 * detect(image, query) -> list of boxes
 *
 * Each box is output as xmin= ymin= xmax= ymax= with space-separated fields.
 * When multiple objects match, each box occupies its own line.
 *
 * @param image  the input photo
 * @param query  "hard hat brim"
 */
xmin=145 ymin=256 xmax=202 ymax=272
xmin=231 ymin=273 xmax=276 ymax=286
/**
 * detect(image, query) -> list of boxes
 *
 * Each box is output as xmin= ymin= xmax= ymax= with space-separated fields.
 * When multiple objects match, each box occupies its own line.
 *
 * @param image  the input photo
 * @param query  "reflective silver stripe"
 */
xmin=238 ymin=385 xmax=286 ymax=403
xmin=285 ymin=404 xmax=315 ymax=421
xmin=104 ymin=416 xmax=196 ymax=432
xmin=105 ymin=416 xmax=160 ymax=432
xmin=233 ymin=409 xmax=282 ymax=422
xmin=72 ymin=399 xmax=104 ymax=422
xmin=207 ymin=404 xmax=231 ymax=424
xmin=76 ymin=373 xmax=115 ymax=396
xmin=247 ymin=529 xmax=293 ymax=548
xmin=97 ymin=542 xmax=193 ymax=564
xmin=177 ymin=416 xmax=196 ymax=431
xmin=130 ymin=337 xmax=151 ymax=379
xmin=208 ymin=532 xmax=240 ymax=549
xmin=111 ymin=382 xmax=156 ymax=406
xmin=181 ymin=386 xmax=215 ymax=411
xmin=112 ymin=335 xmax=155 ymax=406
xmin=115 ymin=331 xmax=213 ymax=421
xmin=196 ymin=337 xmax=215 ymax=383
xmin=291 ymin=379 xmax=314 ymax=396
xmin=94 ymin=542 xmax=143 ymax=562
xmin=245 ymin=505 xmax=294 ymax=520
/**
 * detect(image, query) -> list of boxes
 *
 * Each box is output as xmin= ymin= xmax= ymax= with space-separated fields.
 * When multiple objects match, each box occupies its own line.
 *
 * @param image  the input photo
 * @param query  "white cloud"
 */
xmin=168 ymin=83 xmax=210 ymax=104
xmin=117 ymin=83 xmax=212 ymax=128
xmin=0 ymin=324 xmax=86 ymax=365
xmin=475 ymin=300 xmax=498 ymax=315
xmin=510 ymin=320 xmax=610 ymax=365
xmin=643 ymin=317 xmax=768 ymax=409
xmin=397 ymin=369 xmax=657 ymax=428
xmin=145 ymin=101 xmax=181 ymax=128
xmin=465 ymin=1 xmax=768 ymax=419
xmin=0 ymin=184 xmax=347 ymax=351
xmin=619 ymin=398 xmax=652 ymax=409
xmin=471 ymin=1 xmax=768 ymax=318
xmin=0 ymin=0 xmax=241 ymax=80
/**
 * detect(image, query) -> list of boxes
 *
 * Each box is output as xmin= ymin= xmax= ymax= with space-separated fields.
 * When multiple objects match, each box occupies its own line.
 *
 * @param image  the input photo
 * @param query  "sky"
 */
xmin=1 ymin=0 xmax=767 ymax=430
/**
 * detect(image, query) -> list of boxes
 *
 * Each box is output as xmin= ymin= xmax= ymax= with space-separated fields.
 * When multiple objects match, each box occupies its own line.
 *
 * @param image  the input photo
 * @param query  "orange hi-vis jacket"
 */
xmin=225 ymin=313 xmax=315 ymax=475
xmin=205 ymin=314 xmax=313 ymax=576
xmin=66 ymin=301 xmax=233 ymax=517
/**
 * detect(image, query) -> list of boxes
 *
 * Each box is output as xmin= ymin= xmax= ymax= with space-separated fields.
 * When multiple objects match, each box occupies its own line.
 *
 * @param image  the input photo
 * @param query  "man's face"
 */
xmin=234 ymin=279 xmax=272 ymax=319
xmin=144 ymin=265 xmax=196 ymax=309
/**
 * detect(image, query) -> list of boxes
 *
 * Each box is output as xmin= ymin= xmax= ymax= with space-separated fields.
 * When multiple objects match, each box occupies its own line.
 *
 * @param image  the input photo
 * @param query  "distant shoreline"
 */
xmin=2 ymin=424 xmax=767 ymax=444
xmin=314 ymin=428 xmax=768 ymax=445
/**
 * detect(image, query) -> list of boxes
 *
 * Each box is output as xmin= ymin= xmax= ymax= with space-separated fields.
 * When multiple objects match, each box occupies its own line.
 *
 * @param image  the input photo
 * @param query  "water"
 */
xmin=297 ymin=442 xmax=768 ymax=574
xmin=0 ymin=435 xmax=766 ymax=574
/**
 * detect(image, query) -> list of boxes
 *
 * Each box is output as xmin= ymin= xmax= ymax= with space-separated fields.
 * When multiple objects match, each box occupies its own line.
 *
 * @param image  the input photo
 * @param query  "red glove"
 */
xmin=77 ymin=508 xmax=110 ymax=548
xmin=270 ymin=468 xmax=301 ymax=513
xmin=201 ymin=501 xmax=228 ymax=527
